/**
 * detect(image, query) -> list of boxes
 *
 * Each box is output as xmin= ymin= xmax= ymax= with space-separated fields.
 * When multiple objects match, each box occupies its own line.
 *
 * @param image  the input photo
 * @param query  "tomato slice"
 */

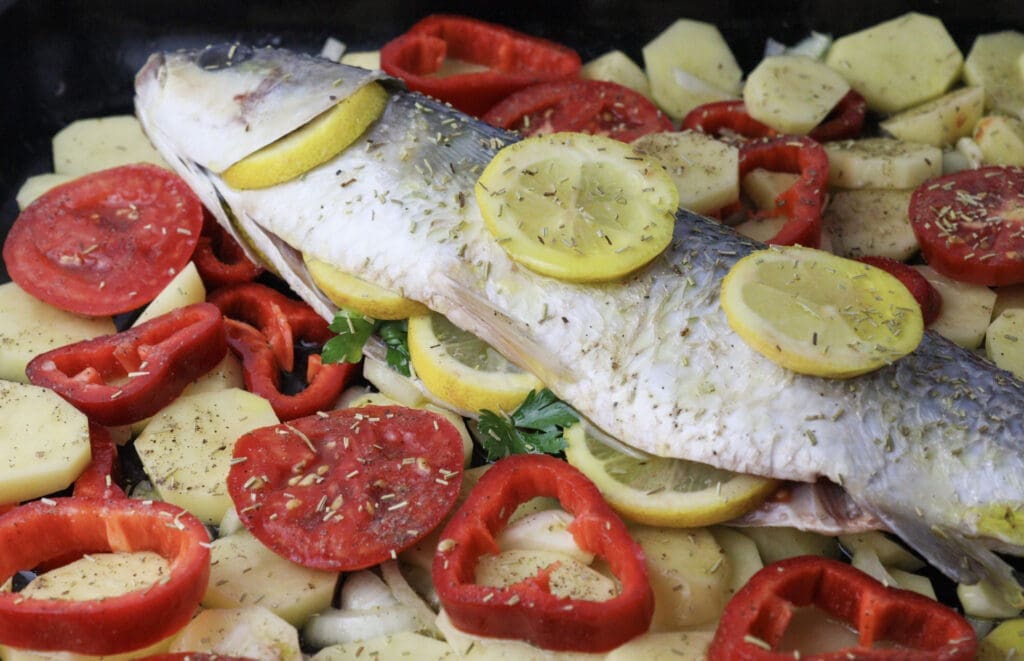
xmin=910 ymin=166 xmax=1024 ymax=286
xmin=227 ymin=405 xmax=464 ymax=571
xmin=3 ymin=164 xmax=204 ymax=315
xmin=482 ymin=79 xmax=674 ymax=142
xmin=856 ymin=256 xmax=942 ymax=327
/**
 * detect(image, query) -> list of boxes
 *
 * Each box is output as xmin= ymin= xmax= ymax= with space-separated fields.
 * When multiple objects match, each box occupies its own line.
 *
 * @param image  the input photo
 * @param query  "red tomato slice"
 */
xmin=227 ymin=405 xmax=464 ymax=571
xmin=3 ymin=164 xmax=204 ymax=315
xmin=482 ymin=79 xmax=673 ymax=142
xmin=856 ymin=256 xmax=942 ymax=327
xmin=910 ymin=166 xmax=1024 ymax=286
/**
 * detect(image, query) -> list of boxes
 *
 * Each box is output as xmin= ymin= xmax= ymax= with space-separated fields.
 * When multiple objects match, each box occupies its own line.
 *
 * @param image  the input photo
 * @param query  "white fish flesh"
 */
xmin=135 ymin=44 xmax=1024 ymax=604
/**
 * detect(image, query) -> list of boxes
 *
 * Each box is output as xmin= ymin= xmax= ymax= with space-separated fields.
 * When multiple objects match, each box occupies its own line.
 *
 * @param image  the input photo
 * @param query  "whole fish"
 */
xmin=135 ymin=44 xmax=1024 ymax=604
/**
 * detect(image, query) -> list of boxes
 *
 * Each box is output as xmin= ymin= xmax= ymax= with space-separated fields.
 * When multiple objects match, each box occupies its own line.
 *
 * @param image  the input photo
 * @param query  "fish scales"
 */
xmin=135 ymin=45 xmax=1024 ymax=602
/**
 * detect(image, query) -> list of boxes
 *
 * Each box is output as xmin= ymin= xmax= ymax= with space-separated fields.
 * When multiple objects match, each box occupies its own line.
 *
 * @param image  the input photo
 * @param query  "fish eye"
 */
xmin=197 ymin=43 xmax=253 ymax=70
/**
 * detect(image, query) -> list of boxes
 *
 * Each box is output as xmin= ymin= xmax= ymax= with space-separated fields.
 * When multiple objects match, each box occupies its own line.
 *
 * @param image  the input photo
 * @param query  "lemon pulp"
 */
xmin=475 ymin=132 xmax=678 ymax=282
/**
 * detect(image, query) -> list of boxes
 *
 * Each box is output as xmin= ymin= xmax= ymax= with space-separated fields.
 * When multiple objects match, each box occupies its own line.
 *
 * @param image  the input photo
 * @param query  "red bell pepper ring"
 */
xmin=192 ymin=211 xmax=263 ymax=291
xmin=0 ymin=497 xmax=210 ymax=655
xmin=72 ymin=423 xmax=126 ymax=500
xmin=738 ymin=136 xmax=830 ymax=248
xmin=708 ymin=555 xmax=977 ymax=660
xmin=224 ymin=318 xmax=356 ymax=420
xmin=433 ymin=453 xmax=654 ymax=653
xmin=682 ymin=91 xmax=866 ymax=143
xmin=380 ymin=14 xmax=581 ymax=117
xmin=25 ymin=302 xmax=227 ymax=426
xmin=209 ymin=282 xmax=298 ymax=372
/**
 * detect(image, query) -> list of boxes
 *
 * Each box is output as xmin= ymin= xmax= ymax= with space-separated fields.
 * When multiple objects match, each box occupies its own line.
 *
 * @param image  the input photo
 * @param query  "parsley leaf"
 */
xmin=477 ymin=389 xmax=579 ymax=461
xmin=379 ymin=320 xmax=411 ymax=376
xmin=322 ymin=308 xmax=377 ymax=364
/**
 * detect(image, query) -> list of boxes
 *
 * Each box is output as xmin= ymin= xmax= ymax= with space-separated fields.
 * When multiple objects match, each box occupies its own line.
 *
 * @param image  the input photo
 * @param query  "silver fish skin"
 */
xmin=135 ymin=46 xmax=1024 ymax=603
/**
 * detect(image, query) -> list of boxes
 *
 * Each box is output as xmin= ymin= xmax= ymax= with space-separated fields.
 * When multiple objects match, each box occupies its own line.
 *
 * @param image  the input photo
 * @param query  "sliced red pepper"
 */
xmin=380 ymin=14 xmax=581 ymax=116
xmin=25 ymin=302 xmax=227 ymax=426
xmin=708 ymin=555 xmax=976 ymax=660
xmin=72 ymin=423 xmax=126 ymax=500
xmin=856 ymin=256 xmax=943 ymax=326
xmin=737 ymin=136 xmax=829 ymax=248
xmin=224 ymin=318 xmax=356 ymax=420
xmin=682 ymin=91 xmax=866 ymax=143
xmin=910 ymin=166 xmax=1024 ymax=286
xmin=3 ymin=164 xmax=204 ymax=316
xmin=0 ymin=497 xmax=210 ymax=655
xmin=192 ymin=210 xmax=263 ymax=291
xmin=481 ymin=79 xmax=673 ymax=142
xmin=209 ymin=282 xmax=296 ymax=372
xmin=227 ymin=405 xmax=463 ymax=570
xmin=433 ymin=453 xmax=654 ymax=653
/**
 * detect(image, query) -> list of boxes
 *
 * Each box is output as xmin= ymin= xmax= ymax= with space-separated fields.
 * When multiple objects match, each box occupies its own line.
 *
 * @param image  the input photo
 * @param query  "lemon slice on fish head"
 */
xmin=407 ymin=312 xmax=543 ymax=415
xmin=563 ymin=424 xmax=780 ymax=527
xmin=221 ymin=81 xmax=388 ymax=189
xmin=475 ymin=132 xmax=679 ymax=282
xmin=720 ymin=246 xmax=924 ymax=378
xmin=303 ymin=254 xmax=428 ymax=320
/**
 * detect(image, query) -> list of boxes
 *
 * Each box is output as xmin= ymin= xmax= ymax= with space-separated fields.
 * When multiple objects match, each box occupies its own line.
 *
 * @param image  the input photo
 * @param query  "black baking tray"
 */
xmin=3 ymin=0 xmax=1024 ymax=283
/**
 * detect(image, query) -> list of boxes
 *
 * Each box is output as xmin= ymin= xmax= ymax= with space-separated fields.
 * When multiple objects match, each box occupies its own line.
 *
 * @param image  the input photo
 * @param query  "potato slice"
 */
xmin=825 ymin=138 xmax=942 ymax=189
xmin=15 ymin=173 xmax=74 ymax=210
xmin=734 ymin=216 xmax=788 ymax=244
xmin=642 ymin=19 xmax=742 ymax=120
xmin=824 ymin=13 xmax=963 ymax=114
xmin=312 ymin=632 xmax=456 ymax=661
xmin=203 ymin=529 xmax=338 ymax=627
xmin=580 ymin=50 xmax=651 ymax=98
xmin=964 ymin=31 xmax=1024 ymax=120
xmin=52 ymin=115 xmax=171 ymax=176
xmin=823 ymin=188 xmax=918 ymax=260
xmin=132 ymin=262 xmax=206 ymax=327
xmin=880 ymin=86 xmax=985 ymax=147
xmin=134 ymin=388 xmax=279 ymax=524
xmin=739 ymin=526 xmax=840 ymax=565
xmin=0 ymin=281 xmax=115 ymax=383
xmin=22 ymin=552 xmax=169 ymax=600
xmin=913 ymin=265 xmax=996 ymax=349
xmin=0 ymin=381 xmax=91 ymax=505
xmin=744 ymin=55 xmax=850 ymax=135
xmin=711 ymin=526 xmax=764 ymax=598
xmin=475 ymin=549 xmax=616 ymax=601
xmin=742 ymin=169 xmax=799 ymax=212
xmin=632 ymin=130 xmax=739 ymax=215
xmin=973 ymin=114 xmax=1024 ymax=166
xmin=168 ymin=607 xmax=302 ymax=661
xmin=339 ymin=50 xmax=380 ymax=70
xmin=986 ymin=308 xmax=1024 ymax=379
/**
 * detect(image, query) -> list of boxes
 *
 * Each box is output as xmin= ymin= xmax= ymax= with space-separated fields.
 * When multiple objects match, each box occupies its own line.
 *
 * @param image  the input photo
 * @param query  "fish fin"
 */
xmin=874 ymin=507 xmax=1024 ymax=608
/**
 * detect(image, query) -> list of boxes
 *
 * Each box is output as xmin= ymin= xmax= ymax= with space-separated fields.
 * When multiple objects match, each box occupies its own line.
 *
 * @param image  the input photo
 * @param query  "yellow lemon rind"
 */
xmin=304 ymin=254 xmax=428 ymax=320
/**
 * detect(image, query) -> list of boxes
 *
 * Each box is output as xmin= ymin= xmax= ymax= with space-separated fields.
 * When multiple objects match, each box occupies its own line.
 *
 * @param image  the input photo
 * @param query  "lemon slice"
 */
xmin=407 ymin=312 xmax=543 ymax=414
xmin=475 ymin=132 xmax=679 ymax=282
xmin=304 ymin=254 xmax=428 ymax=320
xmin=563 ymin=425 xmax=779 ymax=527
xmin=222 ymin=81 xmax=388 ymax=189
xmin=721 ymin=246 xmax=924 ymax=378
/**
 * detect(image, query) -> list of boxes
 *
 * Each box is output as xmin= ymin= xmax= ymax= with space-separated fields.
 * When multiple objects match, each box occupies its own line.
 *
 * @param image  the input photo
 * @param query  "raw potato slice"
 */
xmin=0 ymin=281 xmax=115 ymax=383
xmin=742 ymin=169 xmax=799 ymax=212
xmin=993 ymin=283 xmax=1024 ymax=318
xmin=880 ymin=86 xmax=986 ymax=147
xmin=605 ymin=631 xmax=714 ymax=660
xmin=979 ymin=619 xmax=1024 ymax=661
xmin=16 ymin=173 xmax=74 ymax=209
xmin=132 ymin=262 xmax=206 ymax=326
xmin=0 ymin=636 xmax=173 ymax=661
xmin=22 ymin=551 xmax=169 ymax=600
xmin=733 ymin=216 xmax=788 ymax=244
xmin=632 ymin=130 xmax=739 ymax=215
xmin=823 ymin=188 xmax=918 ymax=260
xmin=475 ymin=549 xmax=616 ymax=601
xmin=825 ymin=138 xmax=942 ymax=189
xmin=913 ymin=265 xmax=996 ymax=349
xmin=630 ymin=525 xmax=730 ymax=629
xmin=339 ymin=50 xmax=381 ymax=70
xmin=642 ymin=19 xmax=742 ymax=120
xmin=740 ymin=526 xmax=840 ymax=565
xmin=203 ymin=529 xmax=338 ymax=627
xmin=973 ymin=114 xmax=1024 ymax=166
xmin=986 ymin=309 xmax=1024 ymax=379
xmin=0 ymin=381 xmax=91 ymax=505
xmin=134 ymin=388 xmax=279 ymax=524
xmin=743 ymin=55 xmax=850 ymax=135
xmin=838 ymin=531 xmax=925 ymax=571
xmin=711 ymin=526 xmax=763 ymax=597
xmin=824 ymin=13 xmax=963 ymax=114
xmin=168 ymin=607 xmax=303 ymax=661
xmin=580 ymin=50 xmax=651 ymax=98
xmin=964 ymin=31 xmax=1024 ymax=120
xmin=312 ymin=632 xmax=456 ymax=661
xmin=52 ymin=115 xmax=171 ymax=176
